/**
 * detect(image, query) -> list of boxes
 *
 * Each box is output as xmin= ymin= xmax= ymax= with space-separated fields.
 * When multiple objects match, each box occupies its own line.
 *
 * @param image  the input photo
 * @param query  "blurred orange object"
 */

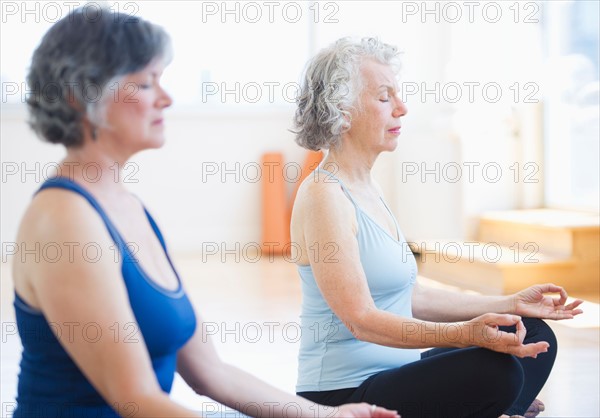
xmin=261 ymin=152 xmax=289 ymax=255
xmin=261 ymin=151 xmax=323 ymax=256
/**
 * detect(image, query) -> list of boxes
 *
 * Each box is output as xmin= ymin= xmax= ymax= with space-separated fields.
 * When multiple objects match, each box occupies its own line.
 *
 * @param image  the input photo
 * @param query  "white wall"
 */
xmin=1 ymin=107 xmax=309 ymax=253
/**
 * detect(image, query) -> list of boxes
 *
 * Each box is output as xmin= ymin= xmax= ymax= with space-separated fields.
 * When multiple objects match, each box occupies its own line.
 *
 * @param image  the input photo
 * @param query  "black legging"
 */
xmin=298 ymin=318 xmax=557 ymax=418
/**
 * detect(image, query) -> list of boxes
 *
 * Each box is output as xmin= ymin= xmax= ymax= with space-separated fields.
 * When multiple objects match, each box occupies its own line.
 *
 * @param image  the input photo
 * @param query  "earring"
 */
xmin=91 ymin=126 xmax=98 ymax=140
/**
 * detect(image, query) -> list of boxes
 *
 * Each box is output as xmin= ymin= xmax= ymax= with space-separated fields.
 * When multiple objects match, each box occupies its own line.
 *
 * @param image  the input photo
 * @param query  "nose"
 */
xmin=157 ymin=85 xmax=173 ymax=109
xmin=392 ymin=94 xmax=407 ymax=118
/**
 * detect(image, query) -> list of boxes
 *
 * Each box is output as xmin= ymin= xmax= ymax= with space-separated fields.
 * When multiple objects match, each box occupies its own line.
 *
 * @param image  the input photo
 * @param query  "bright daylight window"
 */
xmin=542 ymin=0 xmax=600 ymax=211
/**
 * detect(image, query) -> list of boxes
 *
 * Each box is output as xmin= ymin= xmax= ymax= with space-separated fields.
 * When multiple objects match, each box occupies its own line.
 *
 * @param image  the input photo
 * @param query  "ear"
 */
xmin=81 ymin=118 xmax=98 ymax=141
xmin=341 ymin=109 xmax=352 ymax=127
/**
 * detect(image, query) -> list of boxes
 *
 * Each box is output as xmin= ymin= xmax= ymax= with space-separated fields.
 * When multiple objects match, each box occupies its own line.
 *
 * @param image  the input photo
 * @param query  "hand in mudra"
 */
xmin=464 ymin=313 xmax=549 ymax=358
xmin=513 ymin=283 xmax=583 ymax=320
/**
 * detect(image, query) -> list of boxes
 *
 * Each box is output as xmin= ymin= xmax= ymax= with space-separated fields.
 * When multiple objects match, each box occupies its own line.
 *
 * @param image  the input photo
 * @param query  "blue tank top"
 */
xmin=296 ymin=169 xmax=421 ymax=392
xmin=13 ymin=177 xmax=197 ymax=418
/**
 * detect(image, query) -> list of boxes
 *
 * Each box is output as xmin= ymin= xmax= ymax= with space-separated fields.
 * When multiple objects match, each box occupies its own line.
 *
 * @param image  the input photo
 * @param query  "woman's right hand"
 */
xmin=461 ymin=313 xmax=549 ymax=358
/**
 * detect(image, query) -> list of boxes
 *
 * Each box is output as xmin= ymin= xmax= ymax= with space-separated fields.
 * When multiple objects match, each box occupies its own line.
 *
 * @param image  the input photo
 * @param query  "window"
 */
xmin=542 ymin=0 xmax=600 ymax=211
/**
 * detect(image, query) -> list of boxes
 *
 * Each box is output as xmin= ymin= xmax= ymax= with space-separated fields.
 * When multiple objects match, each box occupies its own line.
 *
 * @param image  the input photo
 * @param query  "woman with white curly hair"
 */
xmin=290 ymin=37 xmax=583 ymax=418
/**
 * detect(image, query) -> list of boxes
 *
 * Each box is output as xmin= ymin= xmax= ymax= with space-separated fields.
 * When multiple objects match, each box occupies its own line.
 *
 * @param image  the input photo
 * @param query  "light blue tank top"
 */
xmin=296 ymin=169 xmax=420 ymax=392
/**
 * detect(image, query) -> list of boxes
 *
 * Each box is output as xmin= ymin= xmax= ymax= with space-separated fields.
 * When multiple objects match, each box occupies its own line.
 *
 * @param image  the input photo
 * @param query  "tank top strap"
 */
xmin=379 ymin=196 xmax=401 ymax=239
xmin=36 ymin=177 xmax=130 ymax=253
xmin=141 ymin=204 xmax=167 ymax=251
xmin=315 ymin=167 xmax=358 ymax=207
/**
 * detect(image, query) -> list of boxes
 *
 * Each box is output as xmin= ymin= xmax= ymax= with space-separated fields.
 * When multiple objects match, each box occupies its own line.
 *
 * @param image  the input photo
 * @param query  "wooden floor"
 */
xmin=1 ymin=255 xmax=599 ymax=417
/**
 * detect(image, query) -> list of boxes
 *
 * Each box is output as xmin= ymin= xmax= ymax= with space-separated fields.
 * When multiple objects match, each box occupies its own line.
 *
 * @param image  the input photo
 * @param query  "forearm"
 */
xmin=411 ymin=283 xmax=515 ymax=322
xmin=113 ymin=391 xmax=200 ymax=417
xmin=351 ymin=309 xmax=475 ymax=349
xmin=204 ymin=363 xmax=336 ymax=418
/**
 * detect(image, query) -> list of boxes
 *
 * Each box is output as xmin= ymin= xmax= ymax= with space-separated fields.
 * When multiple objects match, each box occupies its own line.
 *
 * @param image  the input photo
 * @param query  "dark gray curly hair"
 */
xmin=26 ymin=6 xmax=171 ymax=147
xmin=293 ymin=37 xmax=401 ymax=151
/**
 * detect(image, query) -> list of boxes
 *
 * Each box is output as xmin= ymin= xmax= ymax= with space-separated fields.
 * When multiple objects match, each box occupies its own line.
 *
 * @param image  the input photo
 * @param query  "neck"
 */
xmin=57 ymin=136 xmax=133 ymax=192
xmin=323 ymin=139 xmax=379 ymax=186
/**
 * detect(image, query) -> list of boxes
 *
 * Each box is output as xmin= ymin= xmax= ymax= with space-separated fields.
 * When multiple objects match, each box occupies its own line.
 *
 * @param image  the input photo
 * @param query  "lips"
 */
xmin=152 ymin=118 xmax=163 ymax=125
xmin=388 ymin=126 xmax=401 ymax=133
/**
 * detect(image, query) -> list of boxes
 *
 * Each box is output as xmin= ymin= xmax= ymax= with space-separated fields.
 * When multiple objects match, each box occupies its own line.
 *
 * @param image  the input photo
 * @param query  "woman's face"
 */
xmin=345 ymin=59 xmax=407 ymax=153
xmin=100 ymin=59 xmax=172 ymax=153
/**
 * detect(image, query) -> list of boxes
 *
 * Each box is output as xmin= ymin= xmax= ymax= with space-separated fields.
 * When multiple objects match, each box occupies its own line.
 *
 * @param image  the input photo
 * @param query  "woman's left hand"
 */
xmin=513 ymin=283 xmax=584 ymax=320
xmin=335 ymin=403 xmax=400 ymax=418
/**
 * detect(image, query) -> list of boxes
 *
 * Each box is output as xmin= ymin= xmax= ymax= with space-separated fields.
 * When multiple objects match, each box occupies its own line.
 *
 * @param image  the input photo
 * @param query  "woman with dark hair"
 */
xmin=12 ymin=9 xmax=398 ymax=418
xmin=290 ymin=37 xmax=584 ymax=418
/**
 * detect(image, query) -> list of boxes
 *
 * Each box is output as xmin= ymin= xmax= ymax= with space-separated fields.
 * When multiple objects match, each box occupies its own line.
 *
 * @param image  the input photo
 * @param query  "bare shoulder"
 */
xmin=13 ymin=187 xmax=121 ymax=308
xmin=294 ymin=169 xmax=355 ymax=220
xmin=291 ymin=171 xmax=358 ymax=265
xmin=18 ymin=187 xmax=111 ymax=245
xmin=292 ymin=170 xmax=357 ymax=236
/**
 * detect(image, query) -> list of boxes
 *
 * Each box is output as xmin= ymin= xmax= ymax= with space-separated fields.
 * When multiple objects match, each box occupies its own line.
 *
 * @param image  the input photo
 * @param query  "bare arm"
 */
xmin=18 ymin=191 xmax=200 ymax=417
xmin=412 ymin=281 xmax=514 ymax=322
xmin=411 ymin=278 xmax=584 ymax=323
xmin=177 ymin=318 xmax=349 ymax=418
xmin=177 ymin=319 xmax=400 ymax=418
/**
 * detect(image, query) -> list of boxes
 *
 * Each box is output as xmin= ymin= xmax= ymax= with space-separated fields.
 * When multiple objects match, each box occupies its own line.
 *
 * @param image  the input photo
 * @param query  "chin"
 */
xmin=145 ymin=135 xmax=167 ymax=150
xmin=382 ymin=139 xmax=399 ymax=152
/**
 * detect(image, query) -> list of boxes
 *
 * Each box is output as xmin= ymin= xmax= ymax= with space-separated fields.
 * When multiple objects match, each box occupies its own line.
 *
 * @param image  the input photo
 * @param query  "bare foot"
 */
xmin=499 ymin=398 xmax=545 ymax=418
xmin=525 ymin=399 xmax=545 ymax=418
